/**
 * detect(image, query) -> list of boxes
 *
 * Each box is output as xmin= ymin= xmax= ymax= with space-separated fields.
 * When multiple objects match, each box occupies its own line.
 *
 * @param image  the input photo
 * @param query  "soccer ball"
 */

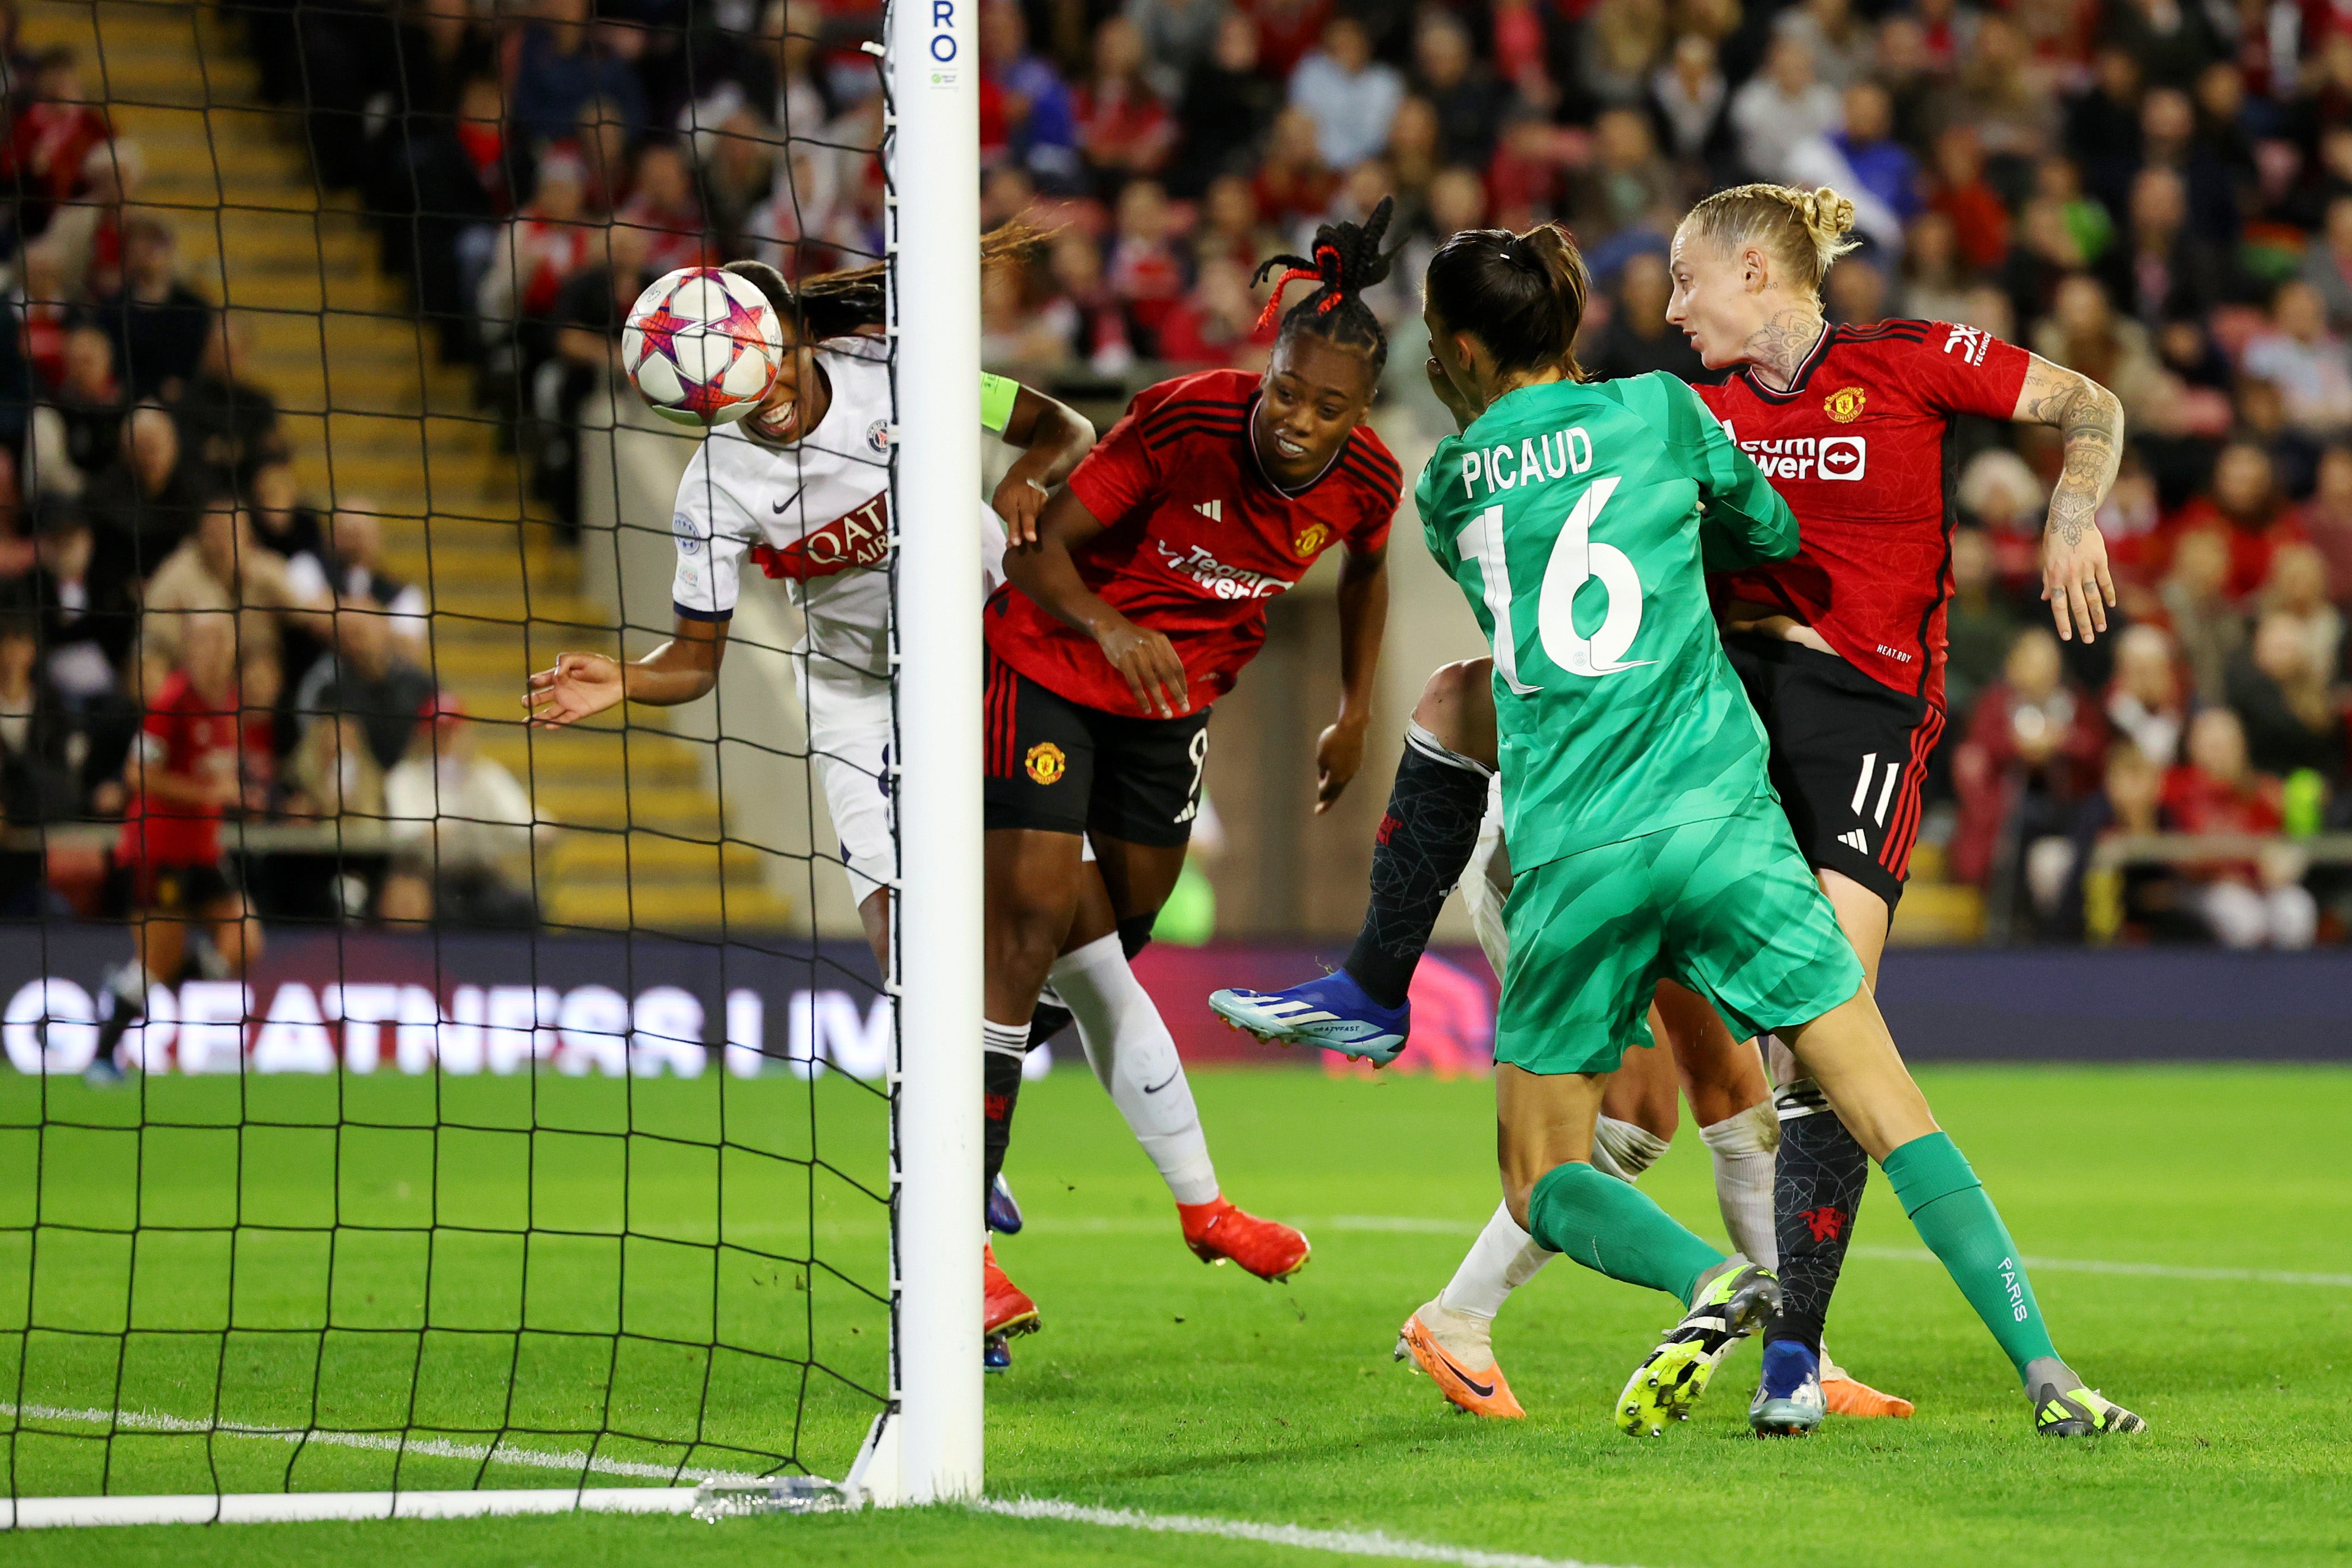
xmin=622 ymin=267 xmax=784 ymax=427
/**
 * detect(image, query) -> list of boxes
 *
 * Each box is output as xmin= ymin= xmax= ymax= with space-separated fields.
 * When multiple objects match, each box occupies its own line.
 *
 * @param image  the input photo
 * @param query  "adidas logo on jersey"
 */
xmin=1838 ymin=829 xmax=1871 ymax=853
xmin=1194 ymin=500 xmax=1224 ymax=521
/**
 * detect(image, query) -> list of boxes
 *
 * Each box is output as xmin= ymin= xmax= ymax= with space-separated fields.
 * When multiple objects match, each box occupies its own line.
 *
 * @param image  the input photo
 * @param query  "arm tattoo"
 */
xmin=2022 ymin=361 xmax=2123 ymax=548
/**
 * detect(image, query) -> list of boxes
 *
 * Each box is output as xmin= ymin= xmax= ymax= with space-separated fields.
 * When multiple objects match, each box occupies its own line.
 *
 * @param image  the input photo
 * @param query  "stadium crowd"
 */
xmin=213 ymin=0 xmax=2352 ymax=947
xmin=0 ymin=5 xmax=540 ymax=928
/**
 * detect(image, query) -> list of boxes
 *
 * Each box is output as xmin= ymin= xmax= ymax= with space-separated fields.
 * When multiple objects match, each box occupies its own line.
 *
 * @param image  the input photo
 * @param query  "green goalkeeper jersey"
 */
xmin=1420 ymin=371 xmax=1801 ymax=872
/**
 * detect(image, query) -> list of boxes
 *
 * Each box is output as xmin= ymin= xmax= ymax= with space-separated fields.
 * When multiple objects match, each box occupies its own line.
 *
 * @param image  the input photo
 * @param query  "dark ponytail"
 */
xmin=1251 ymin=196 xmax=1398 ymax=377
xmin=723 ymin=222 xmax=1044 ymax=343
xmin=1423 ymin=222 xmax=1591 ymax=381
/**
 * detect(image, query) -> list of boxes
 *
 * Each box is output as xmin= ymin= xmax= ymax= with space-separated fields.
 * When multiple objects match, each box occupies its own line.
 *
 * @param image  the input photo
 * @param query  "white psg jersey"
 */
xmin=668 ymin=339 xmax=1007 ymax=675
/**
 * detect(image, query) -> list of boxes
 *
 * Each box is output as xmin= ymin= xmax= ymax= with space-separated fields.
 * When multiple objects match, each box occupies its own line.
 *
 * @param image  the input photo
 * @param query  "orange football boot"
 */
xmin=1820 ymin=1344 xmax=1913 ymax=1418
xmin=1177 ymin=1196 xmax=1311 ymax=1282
xmin=982 ymin=1243 xmax=1040 ymax=1338
xmin=1395 ymin=1303 xmax=1525 ymax=1419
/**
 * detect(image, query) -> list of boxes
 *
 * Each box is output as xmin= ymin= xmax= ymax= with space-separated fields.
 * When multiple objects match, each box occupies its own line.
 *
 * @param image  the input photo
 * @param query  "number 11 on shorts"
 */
xmin=1850 ymin=753 xmax=1899 ymax=826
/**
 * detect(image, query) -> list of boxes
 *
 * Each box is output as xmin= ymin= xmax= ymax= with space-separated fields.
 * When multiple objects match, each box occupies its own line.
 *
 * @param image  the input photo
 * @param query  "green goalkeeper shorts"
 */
xmin=1494 ymin=792 xmax=1866 ymax=1077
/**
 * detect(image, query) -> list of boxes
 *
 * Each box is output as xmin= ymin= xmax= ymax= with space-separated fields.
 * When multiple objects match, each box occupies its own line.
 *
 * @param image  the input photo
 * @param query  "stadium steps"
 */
xmin=23 ymin=0 xmax=792 ymax=931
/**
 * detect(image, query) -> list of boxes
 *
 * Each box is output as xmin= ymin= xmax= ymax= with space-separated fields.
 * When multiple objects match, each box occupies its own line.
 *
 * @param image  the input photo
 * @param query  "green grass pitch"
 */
xmin=2 ymin=1062 xmax=2347 ymax=1567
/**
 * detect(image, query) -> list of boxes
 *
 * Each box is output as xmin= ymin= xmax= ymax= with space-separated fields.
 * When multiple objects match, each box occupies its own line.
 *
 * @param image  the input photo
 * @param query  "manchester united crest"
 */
xmin=1824 ymin=386 xmax=1867 ymax=423
xmin=1025 ymin=741 xmax=1067 ymax=785
xmin=1292 ymin=521 xmax=1330 ymax=557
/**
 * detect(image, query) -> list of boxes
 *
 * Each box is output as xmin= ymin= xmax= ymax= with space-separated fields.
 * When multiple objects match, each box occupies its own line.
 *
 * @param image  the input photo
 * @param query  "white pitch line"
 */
xmin=1848 ymin=1247 xmax=2352 ymax=1289
xmin=1 ymin=1402 xmax=764 ymax=1484
xmin=979 ymin=1497 xmax=1648 ymax=1568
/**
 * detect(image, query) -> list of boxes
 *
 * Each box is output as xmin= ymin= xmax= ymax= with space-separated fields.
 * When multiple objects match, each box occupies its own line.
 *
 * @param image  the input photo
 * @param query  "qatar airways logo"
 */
xmin=1723 ymin=425 xmax=1866 ymax=483
xmin=1156 ymin=539 xmax=1294 ymax=600
xmin=753 ymin=493 xmax=890 ymax=581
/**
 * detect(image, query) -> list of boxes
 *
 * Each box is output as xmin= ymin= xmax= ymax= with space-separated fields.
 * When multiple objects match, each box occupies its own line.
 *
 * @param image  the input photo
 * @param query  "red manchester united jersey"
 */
xmin=986 ymin=369 xmax=1401 ymax=714
xmin=117 ymin=672 xmax=238 ymax=868
xmin=1700 ymin=320 xmax=2031 ymax=708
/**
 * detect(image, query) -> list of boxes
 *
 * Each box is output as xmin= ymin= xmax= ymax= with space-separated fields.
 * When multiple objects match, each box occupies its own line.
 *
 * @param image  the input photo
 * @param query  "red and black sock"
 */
xmin=1341 ymin=729 xmax=1492 ymax=1009
xmin=1768 ymin=1089 xmax=1871 ymax=1354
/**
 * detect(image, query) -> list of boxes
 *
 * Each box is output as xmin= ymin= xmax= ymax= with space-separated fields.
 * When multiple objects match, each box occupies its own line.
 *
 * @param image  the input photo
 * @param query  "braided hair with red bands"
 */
xmin=1248 ymin=200 xmax=1399 ymax=374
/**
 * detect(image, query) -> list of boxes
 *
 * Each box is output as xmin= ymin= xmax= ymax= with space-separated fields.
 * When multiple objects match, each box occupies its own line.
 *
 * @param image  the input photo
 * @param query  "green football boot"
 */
xmin=2032 ymin=1382 xmax=2147 ymax=1437
xmin=1616 ymin=1262 xmax=1779 ymax=1437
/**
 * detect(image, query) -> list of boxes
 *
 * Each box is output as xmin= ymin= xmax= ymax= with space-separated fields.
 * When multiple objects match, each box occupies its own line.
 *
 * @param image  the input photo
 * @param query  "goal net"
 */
xmin=0 ymin=0 xmax=976 ymax=1526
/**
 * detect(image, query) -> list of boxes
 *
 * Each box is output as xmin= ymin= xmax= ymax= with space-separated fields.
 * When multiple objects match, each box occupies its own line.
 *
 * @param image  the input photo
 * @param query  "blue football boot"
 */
xmin=1207 ymin=969 xmax=1408 ymax=1066
xmin=987 ymin=1174 xmax=1024 ymax=1235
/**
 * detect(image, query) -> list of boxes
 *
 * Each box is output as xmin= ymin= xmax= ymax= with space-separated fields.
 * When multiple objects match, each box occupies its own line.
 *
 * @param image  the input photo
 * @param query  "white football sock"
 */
xmin=1438 ymin=1200 xmax=1557 ymax=1319
xmin=1049 ymin=932 xmax=1219 ymax=1205
xmin=1592 ymin=1115 xmax=1670 ymax=1182
xmin=1700 ymin=1100 xmax=1780 ymax=1270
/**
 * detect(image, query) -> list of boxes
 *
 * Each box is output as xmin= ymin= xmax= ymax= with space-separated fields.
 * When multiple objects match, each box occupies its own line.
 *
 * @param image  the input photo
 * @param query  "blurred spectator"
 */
xmin=245 ymin=459 xmax=325 ymax=565
xmin=1952 ymin=627 xmax=2110 ymax=890
xmin=141 ymin=496 xmax=334 ymax=698
xmin=1384 ymin=97 xmax=1441 ymax=212
xmin=4 ymin=46 xmax=113 ymax=241
xmin=476 ymin=154 xmax=593 ymax=377
xmin=1897 ymin=211 xmax=1971 ymax=322
xmin=1248 ymin=0 xmax=1336 ymax=81
xmin=2134 ymin=84 xmax=2234 ymax=241
xmin=300 ymin=501 xmax=431 ymax=665
xmin=2162 ymin=707 xmax=2316 ymax=949
xmin=2104 ymin=622 xmax=2188 ymax=765
xmin=1825 ymin=250 xmax=1889 ymax=325
xmin=1412 ymin=11 xmax=1503 ymax=169
xmin=172 ymin=314 xmax=284 ymax=491
xmin=1038 ymin=227 xmax=1133 ymax=373
xmin=2068 ymin=741 xmax=2177 ymax=937
xmin=1585 ymin=251 xmax=1702 ymax=381
xmin=2103 ymin=0 xmax=2220 ymax=93
xmin=1944 ymin=526 xmax=2020 ymax=717
xmin=1076 ymin=15 xmax=1175 ymax=184
xmin=0 ymin=609 xmax=78 ymax=833
xmin=1252 ymin=104 xmax=1335 ymax=227
xmin=1826 ymin=82 xmax=1920 ymax=236
xmin=17 ymin=240 xmax=71 ymax=390
xmin=1105 ymin=181 xmax=1187 ymax=350
xmin=1126 ymin=0 xmax=1230 ymax=105
xmin=282 ymin=710 xmax=384 ymax=823
xmin=1729 ymin=36 xmax=1840 ymax=182
xmin=2163 ymin=441 xmax=2302 ymax=600
xmin=2260 ymin=543 xmax=2345 ymax=682
xmin=1926 ymin=125 xmax=2011 ymax=273
xmin=507 ymin=0 xmax=648 ymax=146
xmin=1953 ymin=12 xmax=2057 ymax=161
xmin=27 ymin=321 xmax=124 ymax=501
xmin=2226 ymin=610 xmax=2345 ymax=780
xmin=100 ymin=217 xmax=211 ymax=402
xmin=2159 ymin=527 xmax=2247 ymax=703
xmin=981 ymin=0 xmax=1079 ymax=189
xmin=296 ymin=602 xmax=437 ymax=775
xmin=1580 ymin=0 xmax=1670 ymax=112
xmin=2068 ymin=47 xmax=2145 ymax=200
xmin=1650 ymin=33 xmax=1727 ymax=168
xmin=1774 ymin=0 xmax=1872 ymax=90
xmin=1168 ymin=12 xmax=1278 ymax=197
xmin=2296 ymin=445 xmax=2352 ymax=600
xmin=2299 ymin=195 xmax=2352 ymax=333
xmin=613 ymin=140 xmax=707 ymax=276
xmin=1572 ymin=109 xmax=1676 ymax=241
xmin=1156 ymin=254 xmax=1274 ymax=368
xmin=380 ymin=694 xmax=541 ymax=928
xmin=1288 ymin=17 xmax=1403 ymax=172
xmin=83 ymin=404 xmax=201 ymax=582
xmin=2032 ymin=273 xmax=2168 ymax=432
xmin=2242 ymin=280 xmax=2352 ymax=440
xmin=2098 ymin=166 xmax=2221 ymax=327
xmin=28 ymin=504 xmax=125 ymax=699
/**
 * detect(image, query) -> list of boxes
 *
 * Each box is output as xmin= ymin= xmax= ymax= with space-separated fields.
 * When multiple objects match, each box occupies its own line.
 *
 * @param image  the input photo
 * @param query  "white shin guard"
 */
xmin=1049 ymin=933 xmax=1220 ymax=1206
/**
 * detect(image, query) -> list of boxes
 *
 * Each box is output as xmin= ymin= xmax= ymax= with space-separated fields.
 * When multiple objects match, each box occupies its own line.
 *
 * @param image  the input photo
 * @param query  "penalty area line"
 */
xmin=978 ymin=1497 xmax=1648 ymax=1568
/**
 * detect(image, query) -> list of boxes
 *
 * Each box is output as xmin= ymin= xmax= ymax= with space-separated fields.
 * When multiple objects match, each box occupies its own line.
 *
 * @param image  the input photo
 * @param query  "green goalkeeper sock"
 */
xmin=1883 ymin=1131 xmax=2060 ymax=1384
xmin=1526 ymin=1161 xmax=1727 ymax=1307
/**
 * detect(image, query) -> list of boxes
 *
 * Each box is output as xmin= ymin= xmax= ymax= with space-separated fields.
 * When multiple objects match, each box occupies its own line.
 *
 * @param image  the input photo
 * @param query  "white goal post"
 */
xmin=880 ymin=0 xmax=987 ymax=1507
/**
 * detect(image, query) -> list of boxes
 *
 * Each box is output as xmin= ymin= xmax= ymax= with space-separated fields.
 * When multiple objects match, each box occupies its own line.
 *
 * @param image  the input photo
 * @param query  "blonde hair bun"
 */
xmin=1678 ymin=182 xmax=1863 ymax=298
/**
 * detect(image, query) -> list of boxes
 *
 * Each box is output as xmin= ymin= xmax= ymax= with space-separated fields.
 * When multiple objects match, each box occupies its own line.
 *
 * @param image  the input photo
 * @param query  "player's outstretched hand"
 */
xmin=524 ymin=652 xmax=625 ymax=729
xmin=2040 ymin=521 xmax=2116 ymax=644
xmin=1314 ymin=717 xmax=1366 ymax=813
xmin=991 ymin=472 xmax=1052 ymax=548
xmin=1095 ymin=616 xmax=1189 ymax=718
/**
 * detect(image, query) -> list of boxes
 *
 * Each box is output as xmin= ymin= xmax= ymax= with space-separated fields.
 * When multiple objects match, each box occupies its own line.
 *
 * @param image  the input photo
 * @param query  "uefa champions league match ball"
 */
xmin=622 ymin=267 xmax=784 ymax=427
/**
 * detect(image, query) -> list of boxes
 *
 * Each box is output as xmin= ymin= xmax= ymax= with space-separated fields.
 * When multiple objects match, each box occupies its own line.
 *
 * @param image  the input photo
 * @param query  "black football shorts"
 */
xmin=982 ymin=652 xmax=1210 ymax=849
xmin=1722 ymin=633 xmax=1946 ymax=911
